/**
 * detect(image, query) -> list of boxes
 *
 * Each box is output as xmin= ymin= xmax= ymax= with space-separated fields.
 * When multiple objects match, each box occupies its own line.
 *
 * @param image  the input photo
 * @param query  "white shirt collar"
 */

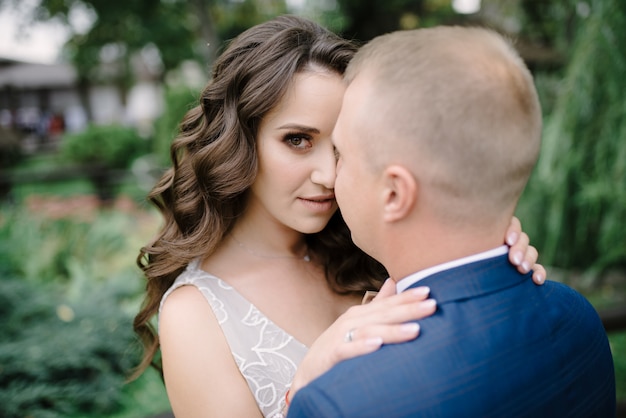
xmin=395 ymin=245 xmax=509 ymax=294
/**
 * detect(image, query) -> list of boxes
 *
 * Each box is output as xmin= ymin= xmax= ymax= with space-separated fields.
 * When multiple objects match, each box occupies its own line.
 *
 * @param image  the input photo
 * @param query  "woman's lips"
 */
xmin=298 ymin=196 xmax=336 ymax=213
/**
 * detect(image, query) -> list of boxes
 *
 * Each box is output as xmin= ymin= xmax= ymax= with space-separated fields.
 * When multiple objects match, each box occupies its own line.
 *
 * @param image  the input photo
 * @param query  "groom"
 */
xmin=287 ymin=26 xmax=615 ymax=417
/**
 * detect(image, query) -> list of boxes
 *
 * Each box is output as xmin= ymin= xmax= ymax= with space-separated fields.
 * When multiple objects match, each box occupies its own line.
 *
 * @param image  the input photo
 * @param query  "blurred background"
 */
xmin=0 ymin=0 xmax=624 ymax=416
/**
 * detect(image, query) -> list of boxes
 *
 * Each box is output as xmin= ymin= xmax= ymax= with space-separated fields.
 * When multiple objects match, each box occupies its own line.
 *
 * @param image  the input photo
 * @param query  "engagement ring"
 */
xmin=344 ymin=328 xmax=356 ymax=343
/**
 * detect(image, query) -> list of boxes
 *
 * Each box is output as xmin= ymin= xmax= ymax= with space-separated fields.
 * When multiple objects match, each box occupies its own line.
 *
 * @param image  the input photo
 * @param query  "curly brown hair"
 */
xmin=132 ymin=15 xmax=387 ymax=378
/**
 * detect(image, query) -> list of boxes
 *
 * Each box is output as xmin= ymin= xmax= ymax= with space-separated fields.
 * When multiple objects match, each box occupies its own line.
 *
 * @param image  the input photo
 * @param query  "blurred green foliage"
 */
xmin=0 ymin=211 xmax=125 ymax=282
xmin=0 ymin=277 xmax=138 ymax=417
xmin=612 ymin=332 xmax=626 ymax=401
xmin=23 ymin=0 xmax=289 ymax=88
xmin=333 ymin=0 xmax=454 ymax=41
xmin=31 ymin=0 xmax=198 ymax=89
xmin=0 ymin=207 xmax=169 ymax=417
xmin=0 ymin=126 xmax=24 ymax=169
xmin=153 ymin=85 xmax=199 ymax=167
xmin=213 ymin=0 xmax=289 ymax=42
xmin=60 ymin=124 xmax=149 ymax=169
xmin=516 ymin=0 xmax=626 ymax=275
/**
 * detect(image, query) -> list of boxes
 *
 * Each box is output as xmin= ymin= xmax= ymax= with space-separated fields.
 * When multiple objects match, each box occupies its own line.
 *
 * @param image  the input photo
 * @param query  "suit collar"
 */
xmin=404 ymin=254 xmax=530 ymax=304
xmin=396 ymin=246 xmax=509 ymax=293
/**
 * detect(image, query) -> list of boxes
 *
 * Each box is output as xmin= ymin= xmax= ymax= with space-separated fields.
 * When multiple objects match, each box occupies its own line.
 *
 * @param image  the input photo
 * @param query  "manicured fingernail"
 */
xmin=506 ymin=231 xmax=518 ymax=246
xmin=366 ymin=337 xmax=383 ymax=347
xmin=535 ymin=273 xmax=544 ymax=284
xmin=512 ymin=252 xmax=522 ymax=265
xmin=410 ymin=286 xmax=430 ymax=296
xmin=424 ymin=299 xmax=437 ymax=308
xmin=521 ymin=261 xmax=530 ymax=273
xmin=401 ymin=323 xmax=420 ymax=333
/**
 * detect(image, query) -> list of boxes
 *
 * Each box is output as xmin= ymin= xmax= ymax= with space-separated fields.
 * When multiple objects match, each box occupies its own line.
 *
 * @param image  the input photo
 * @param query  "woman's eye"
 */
xmin=285 ymin=134 xmax=312 ymax=149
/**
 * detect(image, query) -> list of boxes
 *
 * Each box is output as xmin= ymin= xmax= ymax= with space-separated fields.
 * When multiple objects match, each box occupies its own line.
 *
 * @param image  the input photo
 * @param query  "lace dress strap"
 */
xmin=160 ymin=259 xmax=308 ymax=418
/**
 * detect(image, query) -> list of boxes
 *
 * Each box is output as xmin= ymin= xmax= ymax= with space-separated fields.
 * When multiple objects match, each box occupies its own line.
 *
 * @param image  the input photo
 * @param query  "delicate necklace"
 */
xmin=231 ymin=234 xmax=311 ymax=262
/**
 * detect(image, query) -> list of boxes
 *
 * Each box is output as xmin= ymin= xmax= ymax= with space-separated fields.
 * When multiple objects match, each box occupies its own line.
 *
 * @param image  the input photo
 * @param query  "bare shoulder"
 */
xmin=158 ymin=284 xmax=227 ymax=380
xmin=160 ymin=284 xmax=211 ymax=326
xmin=159 ymin=285 xmax=262 ymax=417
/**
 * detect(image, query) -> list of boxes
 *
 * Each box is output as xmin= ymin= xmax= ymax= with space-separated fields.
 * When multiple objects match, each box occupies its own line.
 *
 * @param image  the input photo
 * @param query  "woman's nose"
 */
xmin=310 ymin=146 xmax=337 ymax=189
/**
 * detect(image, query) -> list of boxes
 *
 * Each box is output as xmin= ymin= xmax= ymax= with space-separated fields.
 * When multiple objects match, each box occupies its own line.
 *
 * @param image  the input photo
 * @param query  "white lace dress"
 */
xmin=159 ymin=259 xmax=308 ymax=418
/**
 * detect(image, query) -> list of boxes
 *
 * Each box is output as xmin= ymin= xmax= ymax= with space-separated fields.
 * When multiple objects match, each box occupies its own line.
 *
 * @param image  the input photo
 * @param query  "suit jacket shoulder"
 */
xmin=288 ymin=255 xmax=615 ymax=418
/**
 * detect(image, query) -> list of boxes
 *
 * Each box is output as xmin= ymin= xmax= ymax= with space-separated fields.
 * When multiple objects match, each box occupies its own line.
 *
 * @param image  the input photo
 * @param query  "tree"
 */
xmin=331 ymin=0 xmax=457 ymax=42
xmin=20 ymin=0 xmax=290 ymax=74
xmin=516 ymin=0 xmax=626 ymax=275
xmin=0 ymin=0 xmax=289 ymax=119
xmin=33 ymin=0 xmax=200 ymax=102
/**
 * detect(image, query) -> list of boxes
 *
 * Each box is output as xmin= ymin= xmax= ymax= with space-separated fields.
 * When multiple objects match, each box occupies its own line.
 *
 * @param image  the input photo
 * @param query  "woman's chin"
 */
xmin=295 ymin=215 xmax=336 ymax=235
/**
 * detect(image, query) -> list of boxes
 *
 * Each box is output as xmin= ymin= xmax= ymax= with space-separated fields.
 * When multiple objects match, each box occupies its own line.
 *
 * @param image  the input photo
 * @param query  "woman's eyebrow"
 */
xmin=277 ymin=123 xmax=320 ymax=134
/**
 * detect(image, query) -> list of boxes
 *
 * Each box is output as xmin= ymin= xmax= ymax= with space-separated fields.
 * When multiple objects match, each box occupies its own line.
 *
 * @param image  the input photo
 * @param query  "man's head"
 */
xmin=333 ymin=26 xmax=542 ymax=267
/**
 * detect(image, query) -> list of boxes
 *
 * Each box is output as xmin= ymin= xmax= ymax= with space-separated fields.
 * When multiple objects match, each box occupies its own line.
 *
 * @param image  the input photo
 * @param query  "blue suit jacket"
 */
xmin=288 ymin=255 xmax=615 ymax=417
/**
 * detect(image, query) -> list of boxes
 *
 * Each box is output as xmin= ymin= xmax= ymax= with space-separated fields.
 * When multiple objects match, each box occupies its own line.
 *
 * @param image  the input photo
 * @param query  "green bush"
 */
xmin=153 ymin=85 xmax=199 ymax=166
xmin=0 ymin=276 xmax=140 ymax=418
xmin=0 ymin=211 xmax=129 ymax=285
xmin=0 ymin=206 xmax=168 ymax=417
xmin=610 ymin=331 xmax=626 ymax=401
xmin=0 ymin=126 xmax=24 ymax=169
xmin=60 ymin=124 xmax=149 ymax=169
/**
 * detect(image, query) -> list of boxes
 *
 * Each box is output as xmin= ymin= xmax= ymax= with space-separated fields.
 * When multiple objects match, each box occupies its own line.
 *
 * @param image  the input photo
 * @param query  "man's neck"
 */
xmin=382 ymin=221 xmax=508 ymax=283
xmin=394 ymin=245 xmax=508 ymax=293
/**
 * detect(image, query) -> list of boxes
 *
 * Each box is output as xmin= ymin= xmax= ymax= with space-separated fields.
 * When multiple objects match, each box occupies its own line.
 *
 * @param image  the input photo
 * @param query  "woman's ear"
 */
xmin=382 ymin=165 xmax=417 ymax=223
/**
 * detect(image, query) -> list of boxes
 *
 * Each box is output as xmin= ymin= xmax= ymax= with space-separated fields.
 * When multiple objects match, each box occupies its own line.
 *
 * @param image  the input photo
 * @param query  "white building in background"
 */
xmin=0 ymin=55 xmax=164 ymax=151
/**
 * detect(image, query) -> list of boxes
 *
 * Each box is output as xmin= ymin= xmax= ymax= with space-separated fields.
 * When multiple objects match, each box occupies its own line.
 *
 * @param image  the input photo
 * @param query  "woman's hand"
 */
xmin=288 ymin=279 xmax=436 ymax=401
xmin=287 ymin=216 xmax=544 ymax=405
xmin=505 ymin=216 xmax=546 ymax=285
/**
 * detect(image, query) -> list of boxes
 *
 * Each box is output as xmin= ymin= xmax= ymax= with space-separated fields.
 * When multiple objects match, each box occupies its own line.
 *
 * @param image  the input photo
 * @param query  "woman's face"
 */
xmin=247 ymin=69 xmax=345 ymax=234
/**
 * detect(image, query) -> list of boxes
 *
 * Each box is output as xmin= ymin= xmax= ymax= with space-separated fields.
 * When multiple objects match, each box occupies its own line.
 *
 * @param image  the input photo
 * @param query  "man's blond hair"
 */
xmin=345 ymin=26 xmax=542 ymax=225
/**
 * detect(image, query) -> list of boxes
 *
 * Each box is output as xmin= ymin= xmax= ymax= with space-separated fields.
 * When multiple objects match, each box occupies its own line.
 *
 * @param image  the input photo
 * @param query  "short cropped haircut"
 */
xmin=346 ymin=26 xmax=542 ymax=224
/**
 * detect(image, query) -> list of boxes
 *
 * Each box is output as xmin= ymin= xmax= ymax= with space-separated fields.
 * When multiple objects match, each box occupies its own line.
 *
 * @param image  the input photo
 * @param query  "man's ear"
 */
xmin=382 ymin=165 xmax=417 ymax=223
